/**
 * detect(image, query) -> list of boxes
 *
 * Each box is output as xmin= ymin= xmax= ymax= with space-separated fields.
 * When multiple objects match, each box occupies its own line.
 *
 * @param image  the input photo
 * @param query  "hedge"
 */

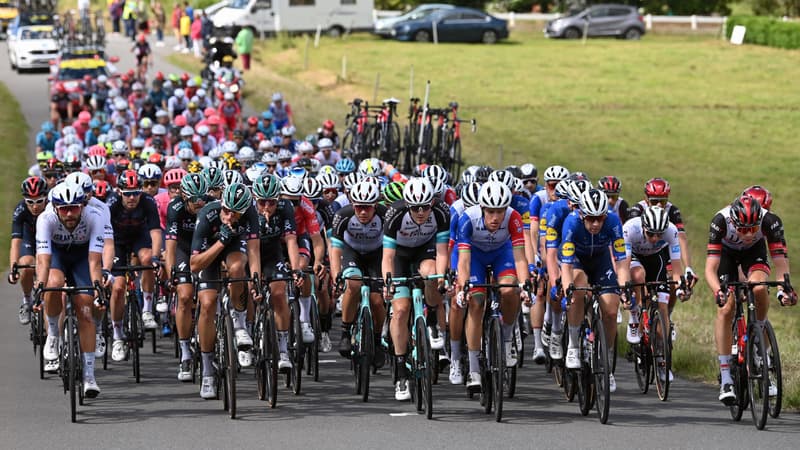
xmin=726 ymin=15 xmax=800 ymax=49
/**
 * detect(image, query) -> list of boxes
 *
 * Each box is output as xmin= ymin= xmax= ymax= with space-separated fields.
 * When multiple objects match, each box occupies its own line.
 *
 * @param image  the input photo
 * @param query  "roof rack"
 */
xmin=54 ymin=8 xmax=106 ymax=51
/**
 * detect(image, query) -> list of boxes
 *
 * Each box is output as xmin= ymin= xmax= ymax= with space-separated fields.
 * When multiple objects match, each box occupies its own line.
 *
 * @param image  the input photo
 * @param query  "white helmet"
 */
xmin=86 ymin=155 xmax=107 ymax=171
xmin=222 ymin=169 xmax=244 ymax=186
xmin=62 ymin=125 xmax=76 ymax=136
xmin=318 ymin=138 xmax=334 ymax=149
xmin=199 ymin=156 xmax=213 ymax=168
xmin=177 ymin=147 xmax=195 ymax=161
xmin=245 ymin=164 xmax=267 ymax=183
xmin=316 ymin=172 xmax=340 ymax=189
xmin=258 ymin=139 xmax=274 ymax=151
xmin=261 ymin=152 xmax=278 ymax=164
xmin=196 ymin=125 xmax=210 ymax=136
xmin=112 ymin=140 xmax=128 ymax=155
xmin=403 ymin=177 xmax=434 ymax=206
xmin=164 ymin=155 xmax=182 ymax=169
xmin=281 ymin=175 xmax=304 ymax=196
xmin=643 ymin=205 xmax=670 ymax=234
xmin=430 ymin=177 xmax=445 ymax=197
xmin=461 ymin=182 xmax=481 ymax=208
xmin=303 ymin=177 xmax=323 ymax=200
xmin=543 ymin=165 xmax=570 ymax=182
xmin=349 ymin=180 xmax=380 ymax=204
xmin=277 ymin=149 xmax=292 ymax=161
xmin=179 ymin=126 xmax=195 ymax=138
xmin=208 ymin=146 xmax=224 ymax=160
xmin=566 ymin=179 xmax=592 ymax=204
xmin=49 ymin=182 xmax=84 ymax=206
xmin=64 ymin=172 xmax=93 ymax=193
xmin=488 ymin=170 xmax=516 ymax=189
xmin=237 ymin=146 xmax=255 ymax=162
xmin=358 ymin=158 xmax=382 ymax=177
xmin=423 ymin=164 xmax=447 ymax=184
xmin=296 ymin=141 xmax=314 ymax=154
xmin=479 ymin=181 xmax=512 ymax=209
xmin=342 ymin=172 xmax=362 ymax=190
xmin=579 ymin=189 xmax=609 ymax=216
xmin=138 ymin=163 xmax=163 ymax=181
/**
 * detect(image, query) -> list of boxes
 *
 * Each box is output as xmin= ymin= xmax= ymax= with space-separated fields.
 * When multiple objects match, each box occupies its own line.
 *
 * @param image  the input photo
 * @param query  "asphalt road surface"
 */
xmin=0 ymin=32 xmax=797 ymax=449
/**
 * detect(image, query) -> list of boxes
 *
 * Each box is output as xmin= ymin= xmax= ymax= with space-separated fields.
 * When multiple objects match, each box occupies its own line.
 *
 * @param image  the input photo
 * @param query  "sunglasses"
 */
xmin=608 ymin=194 xmax=619 ymax=200
xmin=354 ymin=204 xmax=374 ymax=212
xmin=410 ymin=204 xmax=431 ymax=213
xmin=546 ymin=181 xmax=558 ymax=189
xmin=167 ymin=184 xmax=181 ymax=191
xmin=582 ymin=214 xmax=606 ymax=223
xmin=736 ymin=225 xmax=759 ymax=235
xmin=143 ymin=180 xmax=160 ymax=188
xmin=523 ymin=179 xmax=537 ymax=185
xmin=44 ymin=173 xmax=59 ymax=179
xmin=181 ymin=159 xmax=194 ymax=163
xmin=56 ymin=205 xmax=81 ymax=214
xmin=644 ymin=231 xmax=663 ymax=238
xmin=323 ymin=188 xmax=338 ymax=195
xmin=257 ymin=198 xmax=278 ymax=206
xmin=90 ymin=169 xmax=105 ymax=175
xmin=221 ymin=206 xmax=241 ymax=216
xmin=266 ymin=164 xmax=277 ymax=169
xmin=25 ymin=197 xmax=46 ymax=205
xmin=648 ymin=197 xmax=668 ymax=205
xmin=121 ymin=190 xmax=142 ymax=197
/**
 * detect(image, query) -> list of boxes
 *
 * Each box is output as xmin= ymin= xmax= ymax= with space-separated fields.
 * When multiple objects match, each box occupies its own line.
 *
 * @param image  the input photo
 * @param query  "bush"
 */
xmin=727 ymin=15 xmax=800 ymax=49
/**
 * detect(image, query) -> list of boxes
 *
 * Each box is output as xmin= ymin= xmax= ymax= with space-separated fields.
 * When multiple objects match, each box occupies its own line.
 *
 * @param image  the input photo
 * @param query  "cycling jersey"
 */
xmin=269 ymin=102 xmax=292 ymax=129
xmin=707 ymin=207 xmax=786 ymax=256
xmin=44 ymin=198 xmax=113 ymax=240
xmin=629 ymin=200 xmax=684 ymax=232
xmin=448 ymin=199 xmax=467 ymax=270
xmin=456 ymin=205 xmax=525 ymax=254
xmin=559 ymin=211 xmax=626 ymax=264
xmin=11 ymin=201 xmax=38 ymax=256
xmin=191 ymin=200 xmax=259 ymax=254
xmin=35 ymin=207 xmax=105 ymax=255
xmin=610 ymin=197 xmax=630 ymax=223
xmin=334 ymin=192 xmax=349 ymax=209
xmin=293 ymin=196 xmax=321 ymax=236
xmin=107 ymin=193 xmax=160 ymax=246
xmin=36 ymin=131 xmax=59 ymax=152
xmin=544 ymin=199 xmax=572 ymax=252
xmin=529 ymin=189 xmax=549 ymax=223
xmin=165 ymin=196 xmax=211 ymax=251
xmin=511 ymin=193 xmax=531 ymax=230
xmin=383 ymin=200 xmax=449 ymax=250
xmin=257 ymin=198 xmax=296 ymax=258
xmin=623 ymin=217 xmax=680 ymax=260
xmin=330 ymin=204 xmax=387 ymax=254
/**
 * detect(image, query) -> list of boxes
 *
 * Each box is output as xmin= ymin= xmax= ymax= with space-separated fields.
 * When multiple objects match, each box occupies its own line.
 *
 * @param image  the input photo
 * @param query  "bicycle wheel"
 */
xmin=288 ymin=301 xmax=303 ymax=395
xmin=254 ymin=307 xmax=266 ymax=401
xmin=593 ymin=318 xmax=611 ymax=424
xmin=341 ymin=129 xmax=355 ymax=159
xmin=216 ymin=314 xmax=227 ymax=406
xmin=506 ymin=323 xmax=520 ymax=398
xmin=576 ymin=321 xmax=592 ymax=416
xmin=491 ymin=319 xmax=504 ymax=422
xmin=359 ymin=306 xmax=374 ymax=402
xmin=169 ymin=291 xmax=179 ymax=359
xmin=224 ymin=311 xmax=237 ymax=419
xmin=127 ymin=297 xmax=141 ymax=383
xmin=306 ymin=297 xmax=320 ymax=382
xmin=729 ymin=323 xmax=747 ymax=421
xmin=610 ymin=333 xmax=618 ymax=375
xmin=102 ymin=311 xmax=110 ymax=370
xmin=651 ymin=309 xmax=671 ymax=401
xmin=451 ymin=138 xmax=463 ymax=178
xmin=36 ymin=309 xmax=45 ymax=379
xmin=266 ymin=307 xmax=279 ymax=408
xmin=763 ymin=320 xmax=782 ymax=418
xmin=65 ymin=316 xmax=78 ymax=423
xmin=389 ymin=122 xmax=401 ymax=165
xmin=414 ymin=317 xmax=433 ymax=419
xmin=747 ymin=323 xmax=768 ymax=430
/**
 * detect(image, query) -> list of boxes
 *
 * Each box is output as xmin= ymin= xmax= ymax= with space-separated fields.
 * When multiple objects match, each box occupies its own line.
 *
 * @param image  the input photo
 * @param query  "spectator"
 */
xmin=136 ymin=0 xmax=150 ymax=35
xmin=234 ymin=26 xmax=254 ymax=71
xmin=122 ymin=0 xmax=138 ymax=41
xmin=110 ymin=0 xmax=123 ymax=34
xmin=179 ymin=10 xmax=191 ymax=53
xmin=171 ymin=1 xmax=183 ymax=51
xmin=201 ymin=11 xmax=213 ymax=53
xmin=151 ymin=1 xmax=166 ymax=46
xmin=78 ymin=0 xmax=90 ymax=19
xmin=184 ymin=1 xmax=193 ymax=23
xmin=191 ymin=12 xmax=203 ymax=58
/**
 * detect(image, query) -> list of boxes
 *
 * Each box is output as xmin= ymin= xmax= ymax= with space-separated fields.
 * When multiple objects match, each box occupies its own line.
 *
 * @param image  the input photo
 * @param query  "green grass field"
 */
xmin=172 ymin=26 xmax=800 ymax=407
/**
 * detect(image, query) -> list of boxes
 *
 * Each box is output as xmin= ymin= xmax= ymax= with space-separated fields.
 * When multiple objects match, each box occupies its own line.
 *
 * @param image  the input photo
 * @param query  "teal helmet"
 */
xmin=222 ymin=183 xmax=252 ymax=214
xmin=180 ymin=173 xmax=208 ymax=197
xmin=202 ymin=166 xmax=225 ymax=189
xmin=252 ymin=174 xmax=282 ymax=200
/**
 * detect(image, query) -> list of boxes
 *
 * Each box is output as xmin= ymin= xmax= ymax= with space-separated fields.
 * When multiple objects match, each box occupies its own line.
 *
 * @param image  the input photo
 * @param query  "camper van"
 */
xmin=208 ymin=0 xmax=375 ymax=37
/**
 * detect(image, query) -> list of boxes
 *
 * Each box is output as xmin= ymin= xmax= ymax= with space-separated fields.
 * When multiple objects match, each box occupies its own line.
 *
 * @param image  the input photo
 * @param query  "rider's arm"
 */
xmin=310 ymin=232 xmax=325 ymax=269
xmin=9 ymin=238 xmax=21 ymax=269
xmin=244 ymin=206 xmax=261 ymax=277
xmin=610 ymin=215 xmax=629 ymax=286
xmin=89 ymin=251 xmax=103 ymax=285
xmin=189 ymin=212 xmax=225 ymax=272
xmin=665 ymin=224 xmax=684 ymax=283
xmin=455 ymin=213 xmax=472 ymax=290
xmin=670 ymin=206 xmax=692 ymax=271
xmin=285 ymin=234 xmax=301 ymax=271
xmin=381 ymin=247 xmax=396 ymax=281
xmin=528 ymin=195 xmax=542 ymax=265
xmin=704 ymin=213 xmax=726 ymax=294
xmin=509 ymin=210 xmax=528 ymax=282
xmin=34 ymin=212 xmax=54 ymax=285
xmin=165 ymin=239 xmax=177 ymax=278
xmin=763 ymin=212 xmax=790 ymax=284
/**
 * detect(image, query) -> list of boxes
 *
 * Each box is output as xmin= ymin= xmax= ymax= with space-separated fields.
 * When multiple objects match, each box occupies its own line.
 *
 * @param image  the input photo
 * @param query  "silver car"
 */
xmin=544 ymin=4 xmax=645 ymax=40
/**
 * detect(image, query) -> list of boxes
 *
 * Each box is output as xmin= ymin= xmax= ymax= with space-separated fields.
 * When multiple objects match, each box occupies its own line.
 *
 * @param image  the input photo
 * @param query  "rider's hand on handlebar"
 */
xmin=715 ymin=288 xmax=729 ymax=307
xmin=777 ymin=288 xmax=798 ymax=306
xmin=684 ymin=267 xmax=698 ymax=288
xmin=7 ymin=271 xmax=19 ymax=285
xmin=292 ymin=271 xmax=305 ymax=288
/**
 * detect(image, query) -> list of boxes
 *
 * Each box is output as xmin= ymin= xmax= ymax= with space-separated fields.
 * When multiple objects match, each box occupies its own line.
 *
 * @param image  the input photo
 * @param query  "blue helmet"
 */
xmin=335 ymin=158 xmax=355 ymax=175
xmin=41 ymin=121 xmax=54 ymax=133
xmin=261 ymin=111 xmax=274 ymax=120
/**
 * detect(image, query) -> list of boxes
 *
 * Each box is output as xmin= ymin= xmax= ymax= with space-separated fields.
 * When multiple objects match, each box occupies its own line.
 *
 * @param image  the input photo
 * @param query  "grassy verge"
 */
xmin=0 ymin=82 xmax=32 ymax=271
xmin=175 ymin=29 xmax=800 ymax=408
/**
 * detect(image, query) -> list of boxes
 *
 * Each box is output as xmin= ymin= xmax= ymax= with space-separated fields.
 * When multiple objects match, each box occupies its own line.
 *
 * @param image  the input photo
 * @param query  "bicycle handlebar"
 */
xmin=720 ymin=273 xmax=793 ymax=305
xmin=385 ymin=272 xmax=447 ymax=295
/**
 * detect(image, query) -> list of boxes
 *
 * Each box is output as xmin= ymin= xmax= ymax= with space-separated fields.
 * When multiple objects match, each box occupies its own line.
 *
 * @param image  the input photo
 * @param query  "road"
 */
xmin=0 ymin=32 xmax=798 ymax=449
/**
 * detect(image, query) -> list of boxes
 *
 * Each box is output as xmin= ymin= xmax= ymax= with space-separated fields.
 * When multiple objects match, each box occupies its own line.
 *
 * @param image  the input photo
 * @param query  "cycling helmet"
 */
xmin=318 ymin=165 xmax=336 ymax=176
xmin=568 ymin=171 xmax=589 ymax=182
xmin=303 ymin=177 xmax=323 ymax=200
xmin=342 ymin=172 xmax=362 ymax=191
xmin=179 ymin=126 xmax=195 ymax=138
xmin=554 ymin=179 xmax=571 ymax=200
xmin=423 ymin=165 xmax=447 ymax=184
xmin=318 ymin=138 xmax=334 ymax=150
xmin=543 ymin=165 xmax=569 ymax=182
xmin=114 ymin=98 xmax=128 ymax=111
xmin=50 ymin=182 xmax=85 ymax=206
xmin=180 ymin=172 xmax=208 ymax=197
xmin=21 ymin=176 xmax=48 ymax=198
xmin=196 ymin=125 xmax=210 ymax=137
xmin=117 ymin=169 xmax=141 ymax=190
xmin=335 ymin=158 xmax=356 ymax=174
xmin=106 ymin=129 xmax=122 ymax=143
xmin=280 ymin=125 xmax=295 ymax=137
xmin=461 ymin=182 xmax=481 ymax=208
xmin=579 ymin=189 xmax=609 ymax=217
xmin=138 ymin=163 xmax=163 ymax=181
xmin=461 ymin=168 xmax=476 ymax=185
xmin=258 ymin=140 xmax=274 ymax=152
xmin=317 ymin=171 xmax=341 ymax=190
xmin=742 ymin=185 xmax=773 ymax=210
xmin=163 ymin=168 xmax=188 ymax=186
xmin=644 ymin=177 xmax=671 ymax=198
xmin=237 ymin=146 xmax=255 ymax=162
xmin=252 ymin=174 xmax=282 ymax=199
xmin=511 ymin=177 xmax=525 ymax=194
xmin=403 ymin=177 xmax=434 ymax=206
xmin=474 ymin=166 xmax=492 ymax=183
xmin=93 ymin=180 xmax=109 ymax=200
xmin=281 ymin=175 xmax=304 ymax=197
xmin=290 ymin=166 xmax=308 ymax=179
xmin=296 ymin=141 xmax=314 ymax=155
xmin=520 ymin=163 xmax=538 ymax=181
xmin=112 ymin=140 xmax=129 ymax=155
xmin=245 ymin=164 xmax=267 ymax=183
xmin=276 ymin=149 xmax=292 ymax=162
xmin=139 ymin=117 xmax=153 ymax=129
xmin=597 ymin=176 xmax=622 ymax=194
xmin=488 ymin=170 xmax=516 ymax=189
xmin=152 ymin=124 xmax=167 ymax=136
xmin=323 ymin=119 xmax=335 ymax=130
xmin=202 ymin=166 xmax=224 ymax=189
xmin=222 ymin=169 xmax=244 ymax=186
xmin=208 ymin=147 xmax=224 ymax=161
xmin=358 ymin=158 xmax=382 ymax=177
xmin=642 ymin=206 xmax=670 ymax=234
xmin=383 ymin=181 xmax=405 ymax=203
xmin=64 ymin=172 xmax=93 ymax=193
xmin=349 ymin=180 xmax=381 ymax=204
xmin=221 ymin=183 xmax=252 ymax=214
xmin=479 ymin=181 xmax=512 ymax=209
xmin=262 ymin=152 xmax=278 ymax=164
xmin=187 ymin=160 xmax=203 ymax=174
xmin=729 ymin=195 xmax=762 ymax=228
xmin=566 ymin=179 xmax=592 ymax=204
xmin=430 ymin=177 xmax=445 ymax=197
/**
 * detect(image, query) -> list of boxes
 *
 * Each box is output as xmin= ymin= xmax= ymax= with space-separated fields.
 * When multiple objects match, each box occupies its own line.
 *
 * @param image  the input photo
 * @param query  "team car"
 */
xmin=7 ymin=24 xmax=58 ymax=71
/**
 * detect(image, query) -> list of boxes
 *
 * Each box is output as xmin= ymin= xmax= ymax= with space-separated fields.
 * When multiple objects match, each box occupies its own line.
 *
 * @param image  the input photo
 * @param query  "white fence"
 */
xmin=373 ymin=10 xmax=727 ymax=32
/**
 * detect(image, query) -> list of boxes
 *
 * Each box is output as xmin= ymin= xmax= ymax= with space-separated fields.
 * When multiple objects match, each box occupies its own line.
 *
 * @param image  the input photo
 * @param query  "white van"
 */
xmin=208 ymin=0 xmax=374 ymax=37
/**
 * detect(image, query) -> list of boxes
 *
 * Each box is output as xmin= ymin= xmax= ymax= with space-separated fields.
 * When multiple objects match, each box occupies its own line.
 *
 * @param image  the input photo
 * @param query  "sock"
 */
xmin=395 ymin=354 xmax=407 ymax=378
xmin=450 ymin=339 xmax=462 ymax=361
xmin=533 ymin=328 xmax=542 ymax=350
xmin=180 ymin=339 xmax=191 ymax=362
xmin=320 ymin=312 xmax=331 ymax=332
xmin=83 ymin=353 xmax=95 ymax=380
xmin=278 ymin=331 xmax=288 ymax=353
xmin=201 ymin=352 xmax=214 ymax=377
xmin=22 ymin=293 xmax=32 ymax=305
xmin=231 ymin=309 xmax=246 ymax=329
xmin=142 ymin=291 xmax=153 ymax=313
xmin=568 ymin=325 xmax=580 ymax=349
xmin=113 ymin=321 xmax=124 ymax=340
xmin=552 ymin=317 xmax=563 ymax=334
xmin=426 ymin=305 xmax=438 ymax=328
xmin=502 ymin=322 xmax=514 ymax=343
xmin=47 ymin=315 xmax=59 ymax=337
xmin=719 ymin=355 xmax=732 ymax=384
xmin=468 ymin=350 xmax=480 ymax=374
xmin=544 ymin=300 xmax=552 ymax=324
xmin=299 ymin=296 xmax=311 ymax=323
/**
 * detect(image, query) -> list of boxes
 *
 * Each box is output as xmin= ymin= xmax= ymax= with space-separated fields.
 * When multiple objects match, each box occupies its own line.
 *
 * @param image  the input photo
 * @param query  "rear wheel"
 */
xmin=623 ymin=27 xmax=642 ymax=40
xmin=359 ymin=307 xmax=374 ymax=402
xmin=306 ymin=297 xmax=321 ymax=382
xmin=593 ymin=319 xmax=611 ymax=424
xmin=102 ymin=311 xmax=110 ymax=370
xmin=481 ymin=30 xmax=498 ymax=44
xmin=764 ymin=320 xmax=782 ymax=418
xmin=651 ymin=310 xmax=671 ymax=401
xmin=65 ymin=316 xmax=78 ymax=423
xmin=414 ymin=30 xmax=431 ymax=42
xmin=576 ymin=322 xmax=593 ymax=416
xmin=747 ymin=323 xmax=768 ymax=430
xmin=729 ymin=322 xmax=747 ymax=421
xmin=288 ymin=301 xmax=303 ymax=395
xmin=490 ymin=318 xmax=504 ymax=422
xmin=564 ymin=27 xmax=582 ymax=39
xmin=36 ymin=309 xmax=45 ymax=379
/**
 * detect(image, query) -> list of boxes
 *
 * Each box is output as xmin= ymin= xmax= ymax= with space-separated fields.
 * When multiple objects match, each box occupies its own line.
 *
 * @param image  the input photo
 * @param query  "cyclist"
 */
xmin=9 ymin=177 xmax=48 ymax=325
xmin=269 ymin=92 xmax=294 ymax=130
xmin=36 ymin=122 xmax=60 ymax=154
xmin=560 ymin=189 xmax=630 ymax=393
xmin=455 ymin=181 xmax=529 ymax=390
xmin=331 ymin=180 xmax=387 ymax=366
xmin=138 ymin=164 xmax=164 ymax=198
xmin=621 ymin=205 xmax=688 ymax=381
xmin=252 ymin=174 xmax=304 ymax=369
xmin=303 ymin=177 xmax=336 ymax=352
xmin=705 ymin=194 xmax=794 ymax=405
xmin=519 ymin=163 xmax=540 ymax=196
xmin=108 ymin=170 xmax=163 ymax=362
xmin=35 ymin=183 xmax=106 ymax=397
xmin=382 ymin=177 xmax=450 ymax=400
xmin=190 ymin=183 xmax=261 ymax=399
xmin=598 ymin=175 xmax=630 ymax=223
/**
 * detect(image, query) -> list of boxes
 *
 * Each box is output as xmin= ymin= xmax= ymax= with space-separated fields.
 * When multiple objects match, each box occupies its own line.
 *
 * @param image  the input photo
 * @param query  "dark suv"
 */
xmin=544 ymin=4 xmax=645 ymax=40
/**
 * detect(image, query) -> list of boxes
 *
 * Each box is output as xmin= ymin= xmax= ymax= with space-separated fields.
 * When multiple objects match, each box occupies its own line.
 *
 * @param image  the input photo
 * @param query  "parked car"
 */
xmin=373 ymin=3 xmax=454 ymax=38
xmin=544 ymin=4 xmax=645 ymax=40
xmin=392 ymin=7 xmax=508 ymax=44
xmin=7 ymin=24 xmax=58 ymax=72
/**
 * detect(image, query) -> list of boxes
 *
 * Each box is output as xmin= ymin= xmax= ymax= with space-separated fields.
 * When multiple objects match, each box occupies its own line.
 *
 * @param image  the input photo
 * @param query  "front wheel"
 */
xmin=359 ymin=307 xmax=374 ymax=403
xmin=592 ymin=319 xmax=611 ymax=424
xmin=65 ymin=316 xmax=78 ymax=423
xmin=763 ymin=320 xmax=782 ymax=418
xmin=414 ymin=317 xmax=433 ymax=419
xmin=414 ymin=30 xmax=431 ymax=42
xmin=651 ymin=310 xmax=671 ymax=401
xmin=623 ymin=27 xmax=643 ymax=40
xmin=747 ymin=323 xmax=768 ymax=430
xmin=223 ymin=312 xmax=237 ymax=419
xmin=481 ymin=30 xmax=498 ymax=44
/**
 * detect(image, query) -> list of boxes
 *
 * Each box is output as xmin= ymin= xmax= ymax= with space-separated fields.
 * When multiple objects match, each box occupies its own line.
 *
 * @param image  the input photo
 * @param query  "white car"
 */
xmin=8 ymin=25 xmax=58 ymax=72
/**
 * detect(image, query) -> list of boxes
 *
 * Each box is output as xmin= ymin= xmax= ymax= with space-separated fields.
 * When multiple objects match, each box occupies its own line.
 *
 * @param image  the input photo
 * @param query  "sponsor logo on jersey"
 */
xmin=613 ymin=238 xmax=625 ymax=253
xmin=546 ymin=227 xmax=557 ymax=241
xmin=562 ymin=242 xmax=575 ymax=257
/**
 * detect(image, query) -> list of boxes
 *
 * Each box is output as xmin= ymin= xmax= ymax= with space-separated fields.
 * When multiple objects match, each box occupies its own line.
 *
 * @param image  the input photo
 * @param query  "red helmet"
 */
xmin=644 ymin=177 xmax=670 ymax=198
xmin=83 ymin=74 xmax=92 ymax=82
xmin=323 ymin=119 xmax=335 ymax=130
xmin=207 ymin=115 xmax=221 ymax=126
xmin=173 ymin=115 xmax=187 ymax=127
xmin=78 ymin=111 xmax=92 ymax=122
xmin=116 ymin=158 xmax=130 ymax=172
xmin=55 ymin=82 xmax=66 ymax=93
xmin=148 ymin=153 xmax=164 ymax=164
xmin=155 ymin=71 xmax=165 ymax=81
xmin=121 ymin=74 xmax=130 ymax=83
xmin=138 ymin=33 xmax=146 ymax=43
xmin=127 ymin=69 xmax=135 ymax=78
xmin=203 ymin=107 xmax=216 ymax=117
xmin=597 ymin=176 xmax=621 ymax=194
xmin=88 ymin=144 xmax=107 ymax=157
xmin=730 ymin=195 xmax=762 ymax=228
xmin=742 ymin=185 xmax=772 ymax=210
xmin=117 ymin=169 xmax=140 ymax=190
xmin=247 ymin=116 xmax=258 ymax=126
xmin=44 ymin=158 xmax=64 ymax=172
xmin=21 ymin=176 xmax=48 ymax=198
xmin=181 ymin=72 xmax=190 ymax=82
xmin=93 ymin=180 xmax=109 ymax=200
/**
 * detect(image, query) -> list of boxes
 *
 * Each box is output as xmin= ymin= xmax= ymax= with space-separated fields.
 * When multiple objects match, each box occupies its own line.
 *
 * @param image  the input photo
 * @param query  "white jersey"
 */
xmin=335 ymin=192 xmax=350 ymax=208
xmin=45 ymin=197 xmax=113 ymax=240
xmin=36 ymin=207 xmax=106 ymax=255
xmin=622 ymin=217 xmax=680 ymax=260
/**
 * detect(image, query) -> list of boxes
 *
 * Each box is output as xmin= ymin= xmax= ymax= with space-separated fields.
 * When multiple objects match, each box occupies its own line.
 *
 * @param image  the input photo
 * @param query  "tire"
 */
xmin=451 ymin=138 xmax=463 ymax=179
xmin=414 ymin=317 xmax=433 ymax=419
xmin=633 ymin=313 xmax=650 ymax=394
xmin=289 ymin=300 xmax=303 ymax=395
xmin=414 ymin=30 xmax=431 ymax=43
xmin=576 ymin=322 xmax=593 ymax=416
xmin=306 ymin=297 xmax=320 ymax=382
xmin=651 ymin=310 xmax=671 ymax=401
xmin=102 ymin=311 xmax=109 ymax=370
xmin=328 ymin=26 xmax=344 ymax=38
xmin=341 ymin=129 xmax=355 ymax=160
xmin=481 ymin=30 xmax=498 ymax=45
xmin=36 ymin=309 xmax=45 ymax=379
xmin=623 ymin=27 xmax=642 ymax=40
xmin=593 ymin=318 xmax=611 ymax=424
xmin=359 ymin=306 xmax=374 ymax=402
xmin=223 ymin=312 xmax=237 ymax=419
xmin=266 ymin=307 xmax=279 ymax=407
xmin=563 ymin=367 xmax=577 ymax=402
xmin=729 ymin=319 xmax=747 ymax=421
xmin=65 ymin=316 xmax=77 ymax=423
xmin=127 ymin=297 xmax=141 ymax=384
xmin=564 ymin=27 xmax=582 ymax=39
xmin=747 ymin=323 xmax=768 ymax=430
xmin=254 ymin=309 xmax=267 ymax=401
xmin=763 ymin=321 xmax=782 ymax=418
xmin=490 ymin=318 xmax=504 ymax=422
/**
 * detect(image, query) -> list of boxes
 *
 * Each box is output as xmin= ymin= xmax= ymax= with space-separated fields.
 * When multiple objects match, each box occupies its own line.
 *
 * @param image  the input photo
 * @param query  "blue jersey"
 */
xmin=544 ymin=199 xmax=571 ymax=250
xmin=511 ymin=193 xmax=531 ymax=231
xmin=36 ymin=132 xmax=60 ymax=152
xmin=529 ymin=189 xmax=548 ymax=223
xmin=538 ymin=202 xmax=553 ymax=238
xmin=560 ymin=211 xmax=626 ymax=264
